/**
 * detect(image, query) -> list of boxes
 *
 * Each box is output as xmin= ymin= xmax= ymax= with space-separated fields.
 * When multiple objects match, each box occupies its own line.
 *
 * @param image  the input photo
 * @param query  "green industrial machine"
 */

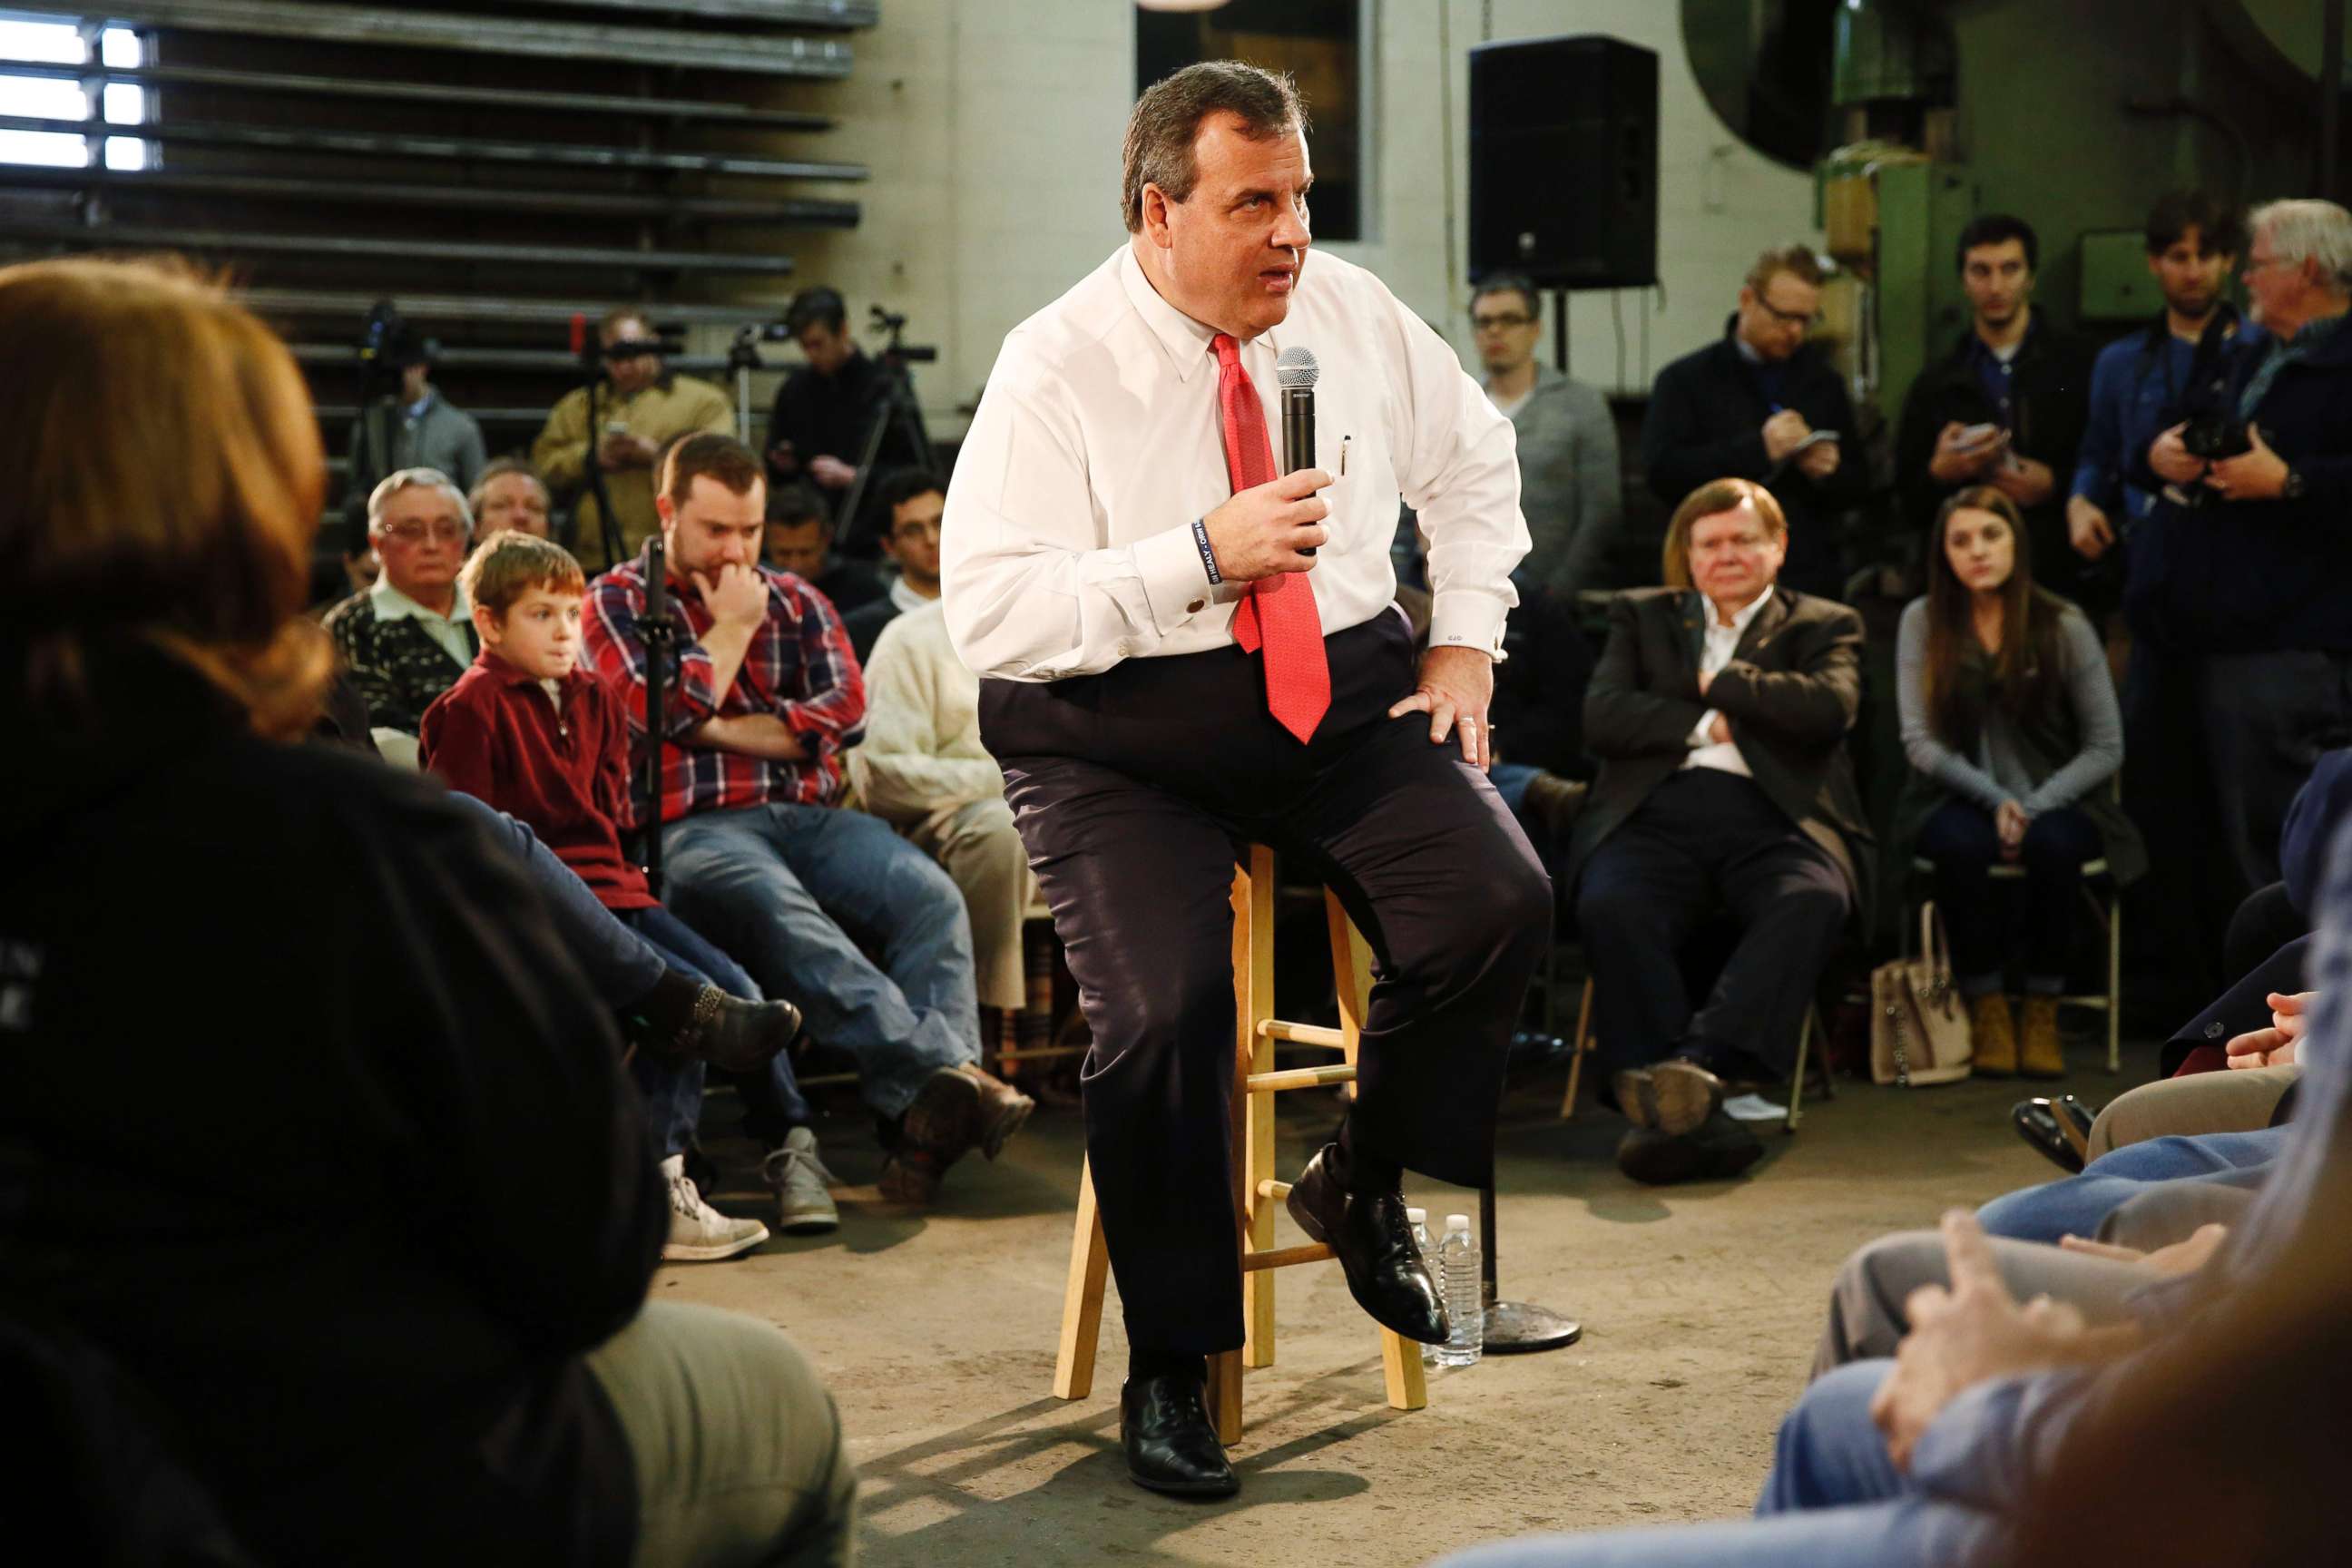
xmin=1693 ymin=0 xmax=2337 ymax=426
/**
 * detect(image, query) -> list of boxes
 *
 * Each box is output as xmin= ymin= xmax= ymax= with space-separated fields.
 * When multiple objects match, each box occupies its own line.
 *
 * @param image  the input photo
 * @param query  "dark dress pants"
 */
xmin=1573 ymin=769 xmax=1849 ymax=1080
xmin=1914 ymin=798 xmax=2102 ymax=994
xmin=2193 ymin=649 xmax=2352 ymax=896
xmin=980 ymin=611 xmax=1552 ymax=1358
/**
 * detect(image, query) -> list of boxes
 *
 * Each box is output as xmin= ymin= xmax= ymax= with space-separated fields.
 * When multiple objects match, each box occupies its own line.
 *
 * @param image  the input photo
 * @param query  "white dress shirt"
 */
xmin=941 ymin=244 xmax=1528 ymax=681
xmin=1682 ymin=587 xmax=1774 ymax=779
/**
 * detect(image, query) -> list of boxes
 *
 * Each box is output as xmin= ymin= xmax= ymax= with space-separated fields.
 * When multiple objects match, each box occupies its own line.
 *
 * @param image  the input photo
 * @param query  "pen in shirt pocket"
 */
xmin=1338 ymin=435 xmax=1350 ymax=478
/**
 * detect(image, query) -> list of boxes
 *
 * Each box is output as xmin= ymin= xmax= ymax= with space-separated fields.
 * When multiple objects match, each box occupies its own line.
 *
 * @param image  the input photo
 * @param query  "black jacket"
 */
xmin=1895 ymin=319 xmax=2094 ymax=596
xmin=1489 ymin=582 xmax=1596 ymax=778
xmin=0 ymin=643 xmax=663 ymax=1567
xmin=1641 ymin=324 xmax=1869 ymax=599
xmin=1569 ymin=587 xmax=1873 ymax=915
xmin=2122 ymin=314 xmax=2352 ymax=654
xmin=767 ymin=347 xmax=927 ymax=549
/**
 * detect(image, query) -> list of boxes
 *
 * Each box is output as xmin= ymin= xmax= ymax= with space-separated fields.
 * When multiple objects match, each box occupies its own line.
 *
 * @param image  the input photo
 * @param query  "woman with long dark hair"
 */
xmin=1895 ymin=486 xmax=2143 ymax=1077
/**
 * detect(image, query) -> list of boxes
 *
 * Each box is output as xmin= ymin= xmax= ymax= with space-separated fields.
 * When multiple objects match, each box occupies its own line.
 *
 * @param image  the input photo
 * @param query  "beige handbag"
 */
xmin=1869 ymin=902 xmax=1974 ymax=1086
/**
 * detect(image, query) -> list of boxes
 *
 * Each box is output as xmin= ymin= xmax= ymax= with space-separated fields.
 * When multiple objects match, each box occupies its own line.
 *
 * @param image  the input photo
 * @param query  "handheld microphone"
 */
xmin=1276 ymin=346 xmax=1319 ymax=555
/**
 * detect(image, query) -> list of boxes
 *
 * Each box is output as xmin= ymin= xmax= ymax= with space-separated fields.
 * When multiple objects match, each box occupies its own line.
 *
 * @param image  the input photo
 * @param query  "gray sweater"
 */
xmin=1487 ymin=366 xmax=1621 ymax=596
xmin=1895 ymin=597 xmax=2122 ymax=816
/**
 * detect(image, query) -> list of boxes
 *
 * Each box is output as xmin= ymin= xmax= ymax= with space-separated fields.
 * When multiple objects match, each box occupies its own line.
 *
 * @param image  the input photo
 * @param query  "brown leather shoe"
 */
xmin=1970 ymin=995 xmax=2017 ymax=1077
xmin=1612 ymin=1059 xmax=1724 ymax=1137
xmin=959 ymin=1063 xmax=1035 ymax=1161
xmin=2020 ymin=995 xmax=2065 ymax=1079
xmin=877 ymin=1146 xmax=947 ymax=1205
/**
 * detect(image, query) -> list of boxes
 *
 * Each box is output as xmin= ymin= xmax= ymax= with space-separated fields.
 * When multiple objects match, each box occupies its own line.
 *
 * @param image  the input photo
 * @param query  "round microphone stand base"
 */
xmin=1481 ymin=1298 xmax=1583 ymax=1355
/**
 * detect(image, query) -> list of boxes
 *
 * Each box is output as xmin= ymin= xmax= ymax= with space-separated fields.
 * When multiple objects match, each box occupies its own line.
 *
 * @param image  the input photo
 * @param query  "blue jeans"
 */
xmin=447 ymin=790 xmax=666 ymax=1009
xmin=1915 ymin=798 xmax=2102 ymax=995
xmin=618 ymin=904 xmax=811 ymax=1158
xmin=1758 ymin=1360 xmax=1906 ymax=1513
xmin=1976 ymin=1124 xmax=2286 ymax=1242
xmin=663 ymin=802 xmax=978 ymax=1120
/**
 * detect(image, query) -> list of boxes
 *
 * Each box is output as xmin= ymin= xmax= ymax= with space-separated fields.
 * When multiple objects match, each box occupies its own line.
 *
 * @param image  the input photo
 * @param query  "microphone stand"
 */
xmin=638 ymin=530 xmax=674 ymax=898
xmin=577 ymin=343 xmax=626 ymax=570
xmin=1479 ymin=1183 xmax=1581 ymax=1353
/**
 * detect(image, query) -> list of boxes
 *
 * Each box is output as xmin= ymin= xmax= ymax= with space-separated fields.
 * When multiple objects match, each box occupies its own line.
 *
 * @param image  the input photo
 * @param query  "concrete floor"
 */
xmin=667 ymin=1034 xmax=2143 ymax=1566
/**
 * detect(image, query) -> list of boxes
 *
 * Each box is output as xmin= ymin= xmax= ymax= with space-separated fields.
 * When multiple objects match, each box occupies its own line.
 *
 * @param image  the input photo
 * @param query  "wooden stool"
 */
xmin=1052 ymin=845 xmax=1428 ymax=1442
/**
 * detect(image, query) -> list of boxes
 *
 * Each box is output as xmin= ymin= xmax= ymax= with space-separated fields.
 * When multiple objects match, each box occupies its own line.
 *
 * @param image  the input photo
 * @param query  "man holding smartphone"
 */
xmin=1896 ymin=214 xmax=2095 ymax=604
xmin=1642 ymin=243 xmax=1868 ymax=601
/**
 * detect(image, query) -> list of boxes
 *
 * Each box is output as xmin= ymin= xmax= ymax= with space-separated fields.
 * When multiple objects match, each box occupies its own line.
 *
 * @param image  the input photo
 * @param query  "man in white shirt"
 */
xmin=1565 ymin=479 xmax=1869 ymax=1184
xmin=943 ymin=61 xmax=1549 ymax=1497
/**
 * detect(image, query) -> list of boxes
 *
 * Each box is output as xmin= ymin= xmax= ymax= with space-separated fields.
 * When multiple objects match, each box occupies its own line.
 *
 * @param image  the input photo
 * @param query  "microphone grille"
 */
xmin=1275 ymin=346 xmax=1319 ymax=388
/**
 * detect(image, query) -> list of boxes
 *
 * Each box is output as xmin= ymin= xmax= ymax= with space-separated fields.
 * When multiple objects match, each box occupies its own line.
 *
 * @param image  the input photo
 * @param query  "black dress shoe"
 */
xmin=2011 ymin=1097 xmax=2088 ymax=1174
xmin=1121 ymin=1374 xmax=1238 ymax=1497
xmin=1285 ymin=1144 xmax=1451 ymax=1345
xmin=1614 ymin=1110 xmax=1764 ymax=1186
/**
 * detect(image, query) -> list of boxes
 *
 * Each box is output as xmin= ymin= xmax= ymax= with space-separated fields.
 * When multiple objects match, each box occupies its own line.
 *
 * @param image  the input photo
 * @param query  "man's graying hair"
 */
xmin=1121 ymin=61 xmax=1308 ymax=234
xmin=367 ymin=466 xmax=472 ymax=535
xmin=2250 ymin=199 xmax=2352 ymax=293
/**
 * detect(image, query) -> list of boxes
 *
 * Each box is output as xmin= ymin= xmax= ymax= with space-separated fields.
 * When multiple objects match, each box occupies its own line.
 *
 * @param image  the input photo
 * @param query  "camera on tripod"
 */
xmin=869 ymin=303 xmax=938 ymax=365
xmin=356 ymin=299 xmax=436 ymax=397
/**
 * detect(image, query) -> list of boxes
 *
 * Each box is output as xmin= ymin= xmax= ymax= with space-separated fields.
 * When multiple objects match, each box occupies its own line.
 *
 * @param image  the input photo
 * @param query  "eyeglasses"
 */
xmin=377 ymin=518 xmax=470 ymax=544
xmin=1753 ymin=299 xmax=1823 ymax=329
xmin=1472 ymin=312 xmax=1534 ymax=332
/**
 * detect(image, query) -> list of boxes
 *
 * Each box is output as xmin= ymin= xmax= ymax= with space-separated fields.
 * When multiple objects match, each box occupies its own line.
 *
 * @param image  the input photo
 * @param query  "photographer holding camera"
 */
xmin=2128 ymin=199 xmax=2352 ymax=909
xmin=767 ymin=288 xmax=929 ymax=553
xmin=534 ymin=308 xmax=733 ymax=574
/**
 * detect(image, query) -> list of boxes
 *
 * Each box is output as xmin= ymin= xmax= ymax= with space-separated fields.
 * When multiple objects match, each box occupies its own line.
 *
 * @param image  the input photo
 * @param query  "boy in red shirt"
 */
xmin=423 ymin=531 xmax=839 ymax=1253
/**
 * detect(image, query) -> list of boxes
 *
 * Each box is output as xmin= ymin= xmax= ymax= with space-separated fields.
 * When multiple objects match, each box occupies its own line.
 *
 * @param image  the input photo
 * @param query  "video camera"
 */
xmin=356 ymin=299 xmax=436 ymax=396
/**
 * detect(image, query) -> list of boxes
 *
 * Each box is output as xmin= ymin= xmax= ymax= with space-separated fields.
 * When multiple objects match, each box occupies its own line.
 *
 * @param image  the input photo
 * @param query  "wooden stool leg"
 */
xmin=1237 ymin=849 xmax=1279 ymax=1369
xmin=1210 ymin=1348 xmax=1244 ymax=1445
xmin=1381 ymin=1328 xmax=1428 ymax=1411
xmin=1560 ymin=975 xmax=1595 ymax=1119
xmin=1786 ymin=1009 xmax=1815 ymax=1133
xmin=1054 ymin=1157 xmax=1110 ymax=1400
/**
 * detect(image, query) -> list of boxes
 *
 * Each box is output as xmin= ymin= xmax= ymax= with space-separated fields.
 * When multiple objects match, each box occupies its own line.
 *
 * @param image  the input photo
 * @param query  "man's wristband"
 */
xmin=1191 ymin=516 xmax=1222 ymax=585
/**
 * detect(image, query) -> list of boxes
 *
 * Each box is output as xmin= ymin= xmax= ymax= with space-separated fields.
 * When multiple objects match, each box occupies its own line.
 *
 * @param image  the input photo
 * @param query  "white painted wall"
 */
xmin=757 ymin=0 xmax=1821 ymax=441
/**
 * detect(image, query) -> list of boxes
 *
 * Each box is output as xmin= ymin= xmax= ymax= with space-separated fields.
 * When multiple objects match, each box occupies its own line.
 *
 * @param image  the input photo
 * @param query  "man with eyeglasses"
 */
xmin=842 ymin=466 xmax=947 ymax=663
xmin=1896 ymin=214 xmax=2094 ymax=603
xmin=1470 ymin=275 xmax=1621 ymax=599
xmin=324 ymin=468 xmax=481 ymax=759
xmin=1642 ymin=244 xmax=1867 ymax=601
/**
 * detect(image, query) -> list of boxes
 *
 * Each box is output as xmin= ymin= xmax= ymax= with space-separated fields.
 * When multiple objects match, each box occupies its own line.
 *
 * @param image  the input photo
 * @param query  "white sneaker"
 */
xmin=1723 ymin=1092 xmax=1789 ymax=1123
xmin=763 ymin=1127 xmax=840 ymax=1235
xmin=661 ymin=1154 xmax=769 ymax=1262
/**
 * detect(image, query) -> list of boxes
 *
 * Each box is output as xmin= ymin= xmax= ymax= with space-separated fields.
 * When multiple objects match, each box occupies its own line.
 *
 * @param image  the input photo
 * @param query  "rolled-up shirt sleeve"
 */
xmin=1383 ymin=289 xmax=1529 ymax=659
xmin=943 ymin=359 xmax=1221 ymax=681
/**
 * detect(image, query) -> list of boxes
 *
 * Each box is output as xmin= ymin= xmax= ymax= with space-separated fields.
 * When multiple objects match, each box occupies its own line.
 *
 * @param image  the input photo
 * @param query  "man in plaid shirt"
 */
xmin=586 ymin=434 xmax=1034 ymax=1203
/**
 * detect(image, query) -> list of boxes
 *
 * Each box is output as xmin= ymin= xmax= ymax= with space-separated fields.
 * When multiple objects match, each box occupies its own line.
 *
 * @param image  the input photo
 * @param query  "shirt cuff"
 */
xmin=1428 ymin=591 xmax=1510 ymax=662
xmin=1135 ymin=521 xmax=1218 ymax=636
xmin=1689 ymin=708 xmax=1721 ymax=748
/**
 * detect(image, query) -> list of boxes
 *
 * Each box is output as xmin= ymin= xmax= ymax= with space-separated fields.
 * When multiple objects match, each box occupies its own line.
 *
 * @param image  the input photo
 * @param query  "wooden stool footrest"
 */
xmin=1244 ymin=1063 xmax=1357 ymax=1092
xmin=1259 ymin=1019 xmax=1348 ymax=1048
xmin=1241 ymin=1241 xmax=1335 ymax=1271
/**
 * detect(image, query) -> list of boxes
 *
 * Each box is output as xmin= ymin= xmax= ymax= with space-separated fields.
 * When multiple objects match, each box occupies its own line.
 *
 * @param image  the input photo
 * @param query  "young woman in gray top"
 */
xmin=1896 ymin=486 xmax=2144 ymax=1078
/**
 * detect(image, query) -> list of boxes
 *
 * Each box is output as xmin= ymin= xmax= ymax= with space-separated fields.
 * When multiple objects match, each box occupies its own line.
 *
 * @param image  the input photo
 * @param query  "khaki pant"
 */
xmin=908 ymin=798 xmax=1037 ymax=1014
xmin=2085 ymin=1063 xmax=2300 ymax=1159
xmin=586 ymin=1301 xmax=858 ymax=1567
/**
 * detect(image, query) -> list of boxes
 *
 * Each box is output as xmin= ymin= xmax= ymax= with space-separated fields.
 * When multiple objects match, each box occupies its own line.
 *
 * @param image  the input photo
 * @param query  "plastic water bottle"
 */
xmin=1435 ymin=1213 xmax=1484 ymax=1367
xmin=1407 ymin=1208 xmax=1439 ymax=1366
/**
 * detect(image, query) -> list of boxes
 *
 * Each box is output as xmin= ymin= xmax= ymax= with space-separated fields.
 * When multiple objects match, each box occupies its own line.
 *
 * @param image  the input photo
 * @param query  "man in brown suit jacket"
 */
xmin=1566 ymin=478 xmax=1870 ymax=1181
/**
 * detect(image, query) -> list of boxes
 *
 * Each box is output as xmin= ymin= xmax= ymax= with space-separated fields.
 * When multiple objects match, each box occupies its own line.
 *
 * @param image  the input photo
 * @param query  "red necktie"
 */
xmin=1211 ymin=332 xmax=1329 ymax=743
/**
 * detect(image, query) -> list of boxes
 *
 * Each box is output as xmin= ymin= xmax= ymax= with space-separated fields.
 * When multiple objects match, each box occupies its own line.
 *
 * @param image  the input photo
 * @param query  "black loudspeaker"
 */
xmin=1469 ymin=35 xmax=1659 ymax=290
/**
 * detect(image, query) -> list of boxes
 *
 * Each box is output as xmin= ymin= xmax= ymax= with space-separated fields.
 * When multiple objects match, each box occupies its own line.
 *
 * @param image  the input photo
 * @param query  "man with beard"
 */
xmin=1642 ymin=245 xmax=1867 ymax=603
xmin=1896 ymin=215 xmax=2094 ymax=605
xmin=2067 ymin=194 xmax=2250 ymax=573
